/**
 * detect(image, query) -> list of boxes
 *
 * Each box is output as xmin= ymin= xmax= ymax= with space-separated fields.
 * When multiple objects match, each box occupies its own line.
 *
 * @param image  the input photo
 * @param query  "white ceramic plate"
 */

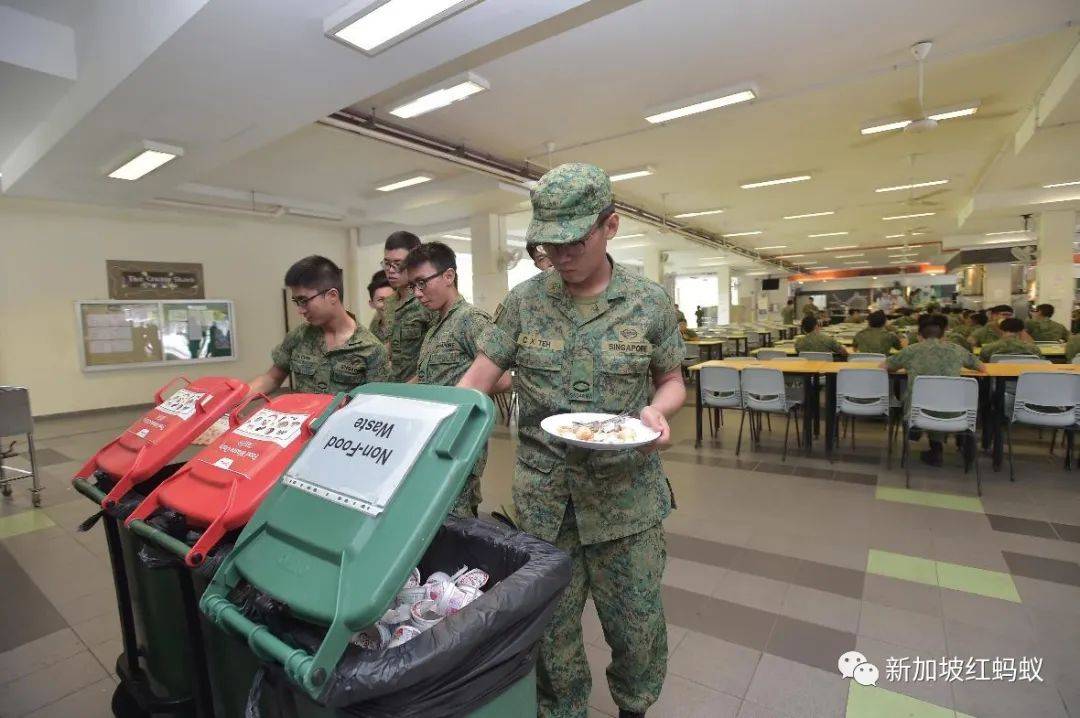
xmin=540 ymin=412 xmax=660 ymax=451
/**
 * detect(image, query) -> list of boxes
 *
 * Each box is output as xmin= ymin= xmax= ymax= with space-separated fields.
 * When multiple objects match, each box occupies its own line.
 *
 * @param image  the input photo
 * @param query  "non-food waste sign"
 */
xmin=281 ymin=394 xmax=455 ymax=516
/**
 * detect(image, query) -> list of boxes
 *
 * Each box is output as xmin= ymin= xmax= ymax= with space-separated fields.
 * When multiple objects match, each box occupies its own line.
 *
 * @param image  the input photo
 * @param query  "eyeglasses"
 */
xmin=541 ymin=207 xmax=612 ymax=257
xmin=381 ymin=259 xmax=406 ymax=271
xmin=290 ymin=288 xmax=332 ymax=308
xmin=407 ymin=270 xmax=446 ymax=293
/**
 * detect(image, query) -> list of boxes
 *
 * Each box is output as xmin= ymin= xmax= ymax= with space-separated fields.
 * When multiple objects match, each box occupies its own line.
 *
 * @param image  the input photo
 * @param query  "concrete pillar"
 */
xmin=715 ymin=265 xmax=731 ymax=325
xmin=350 ymin=227 xmax=388 ymax=326
xmin=982 ymin=263 xmax=1013 ymax=308
xmin=627 ymin=246 xmax=662 ymax=283
xmin=470 ymin=213 xmax=508 ymax=314
xmin=1036 ymin=210 xmax=1077 ymax=327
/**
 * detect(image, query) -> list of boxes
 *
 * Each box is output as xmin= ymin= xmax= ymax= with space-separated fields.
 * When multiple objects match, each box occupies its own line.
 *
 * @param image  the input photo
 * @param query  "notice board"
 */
xmin=76 ymin=300 xmax=237 ymax=371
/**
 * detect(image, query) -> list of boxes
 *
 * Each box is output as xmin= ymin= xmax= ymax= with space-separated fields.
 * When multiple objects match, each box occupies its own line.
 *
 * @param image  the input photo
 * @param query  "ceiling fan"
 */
xmin=860 ymin=153 xmax=950 ymax=210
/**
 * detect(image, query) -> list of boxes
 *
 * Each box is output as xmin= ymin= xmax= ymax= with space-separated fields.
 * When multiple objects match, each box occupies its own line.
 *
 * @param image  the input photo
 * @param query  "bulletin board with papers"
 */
xmin=76 ymin=300 xmax=237 ymax=371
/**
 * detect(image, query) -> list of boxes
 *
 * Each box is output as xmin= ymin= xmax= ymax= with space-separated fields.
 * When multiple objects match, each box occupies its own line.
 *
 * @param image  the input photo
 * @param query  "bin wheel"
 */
xmin=31 ymin=491 xmax=42 ymax=508
xmin=110 ymin=682 xmax=149 ymax=718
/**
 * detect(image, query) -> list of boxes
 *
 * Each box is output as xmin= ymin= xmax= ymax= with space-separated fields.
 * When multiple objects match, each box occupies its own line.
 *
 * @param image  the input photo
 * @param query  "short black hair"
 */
xmin=990 ymin=304 xmax=1013 ymax=314
xmin=385 ymin=230 xmax=421 ymax=252
xmin=1036 ymin=303 xmax=1054 ymax=318
xmin=801 ymin=314 xmax=818 ymax=333
xmin=786 ymin=299 xmax=794 ymax=305
xmin=897 ymin=307 xmax=912 ymax=316
xmin=404 ymin=241 xmax=457 ymax=274
xmin=367 ymin=270 xmax=390 ymax=300
xmin=526 ymin=242 xmax=545 ymax=261
xmin=284 ymin=255 xmax=343 ymax=299
xmin=868 ymin=310 xmax=886 ymax=328
xmin=1000 ymin=317 xmax=1025 ymax=333
xmin=918 ymin=321 xmax=943 ymax=339
xmin=972 ymin=312 xmax=988 ymax=326
xmin=849 ymin=308 xmax=862 ymax=316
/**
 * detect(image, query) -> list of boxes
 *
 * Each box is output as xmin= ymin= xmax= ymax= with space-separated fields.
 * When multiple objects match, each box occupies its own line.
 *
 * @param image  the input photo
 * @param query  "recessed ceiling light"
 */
xmin=673 ymin=208 xmax=725 ymax=218
xmin=1043 ymin=180 xmax=1080 ymax=189
xmin=326 ymin=0 xmax=482 ymax=55
xmin=614 ymin=233 xmax=645 ymax=239
xmin=823 ymin=244 xmax=858 ymax=250
xmin=882 ymin=212 xmax=935 ymax=221
xmin=808 ymin=231 xmax=850 ymax=238
xmin=107 ymin=141 xmax=183 ymax=180
xmin=723 ymin=230 xmax=764 ymax=237
xmin=609 ymin=166 xmax=654 ymax=182
xmin=741 ymin=174 xmax=812 ymax=189
xmin=442 ymin=234 xmax=469 ymax=241
xmin=644 ymin=88 xmax=756 ymax=124
xmin=783 ymin=211 xmax=834 ymax=220
xmin=389 ymin=72 xmax=489 ymax=118
xmin=834 ymin=253 xmax=865 ymax=259
xmin=875 ymin=179 xmax=949 ymax=193
xmin=755 ymin=245 xmax=788 ymax=250
xmin=775 ymin=254 xmax=804 ymax=258
xmin=376 ymin=173 xmax=434 ymax=192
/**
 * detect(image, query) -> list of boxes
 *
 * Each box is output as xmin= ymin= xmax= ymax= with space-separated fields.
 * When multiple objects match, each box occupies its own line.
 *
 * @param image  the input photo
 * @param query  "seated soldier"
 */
xmin=853 ymin=310 xmax=902 ymax=355
xmin=795 ymin=314 xmax=848 ymax=356
xmin=980 ymin=318 xmax=1041 ymax=362
xmin=845 ymin=308 xmax=866 ymax=324
xmin=1025 ymin=303 xmax=1069 ymax=342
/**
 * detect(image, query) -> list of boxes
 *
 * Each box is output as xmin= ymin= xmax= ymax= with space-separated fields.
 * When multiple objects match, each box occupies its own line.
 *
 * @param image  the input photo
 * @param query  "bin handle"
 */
xmin=228 ymin=393 xmax=270 ymax=429
xmin=153 ymin=376 xmax=191 ymax=404
xmin=308 ymin=392 xmax=347 ymax=433
xmin=128 ymin=519 xmax=192 ymax=559
xmin=72 ymin=477 xmax=107 ymax=504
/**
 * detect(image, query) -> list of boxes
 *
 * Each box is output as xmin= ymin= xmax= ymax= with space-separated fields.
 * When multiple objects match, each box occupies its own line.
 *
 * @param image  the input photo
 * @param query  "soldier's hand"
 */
xmin=638 ymin=406 xmax=671 ymax=455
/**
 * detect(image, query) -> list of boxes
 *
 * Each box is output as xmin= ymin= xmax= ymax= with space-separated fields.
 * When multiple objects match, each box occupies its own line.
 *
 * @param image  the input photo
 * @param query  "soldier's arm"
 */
xmin=248 ymin=366 xmax=288 ymax=396
xmin=458 ymin=294 xmax=521 ymax=394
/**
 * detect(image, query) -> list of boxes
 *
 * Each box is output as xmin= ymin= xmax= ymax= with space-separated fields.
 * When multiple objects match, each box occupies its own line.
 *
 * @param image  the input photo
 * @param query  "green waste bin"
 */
xmin=200 ymin=383 xmax=571 ymax=718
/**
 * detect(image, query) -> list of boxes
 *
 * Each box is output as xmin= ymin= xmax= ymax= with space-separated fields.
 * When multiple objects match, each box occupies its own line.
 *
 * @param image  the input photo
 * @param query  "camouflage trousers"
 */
xmin=537 ymin=505 xmax=667 ymax=718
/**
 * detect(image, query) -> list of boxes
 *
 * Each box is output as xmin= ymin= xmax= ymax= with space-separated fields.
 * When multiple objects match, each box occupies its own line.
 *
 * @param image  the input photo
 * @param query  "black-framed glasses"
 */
xmin=407 ymin=271 xmax=446 ymax=293
xmin=381 ymin=259 xmax=406 ymax=271
xmin=290 ymin=288 xmax=332 ymax=308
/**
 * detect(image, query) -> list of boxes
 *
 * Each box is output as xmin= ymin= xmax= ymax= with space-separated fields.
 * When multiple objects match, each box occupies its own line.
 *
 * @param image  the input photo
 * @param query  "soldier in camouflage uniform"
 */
xmin=247 ymin=256 xmax=388 ymax=397
xmin=1066 ymin=333 xmax=1080 ymax=362
xmin=980 ymin=318 xmax=1041 ymax=362
xmin=794 ymin=314 xmax=848 ymax=355
xmin=886 ymin=316 xmax=982 ymax=466
xmin=366 ymin=270 xmax=394 ymax=344
xmin=382 ymin=231 xmax=439 ymax=382
xmin=853 ymin=311 xmax=903 ymax=355
xmin=1025 ymin=303 xmax=1069 ymax=342
xmin=406 ymin=241 xmax=502 ymax=519
xmin=458 ymin=163 xmax=686 ymax=718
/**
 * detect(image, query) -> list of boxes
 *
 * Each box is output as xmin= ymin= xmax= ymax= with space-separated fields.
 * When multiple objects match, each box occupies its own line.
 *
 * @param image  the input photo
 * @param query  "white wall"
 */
xmin=0 ymin=197 xmax=350 ymax=415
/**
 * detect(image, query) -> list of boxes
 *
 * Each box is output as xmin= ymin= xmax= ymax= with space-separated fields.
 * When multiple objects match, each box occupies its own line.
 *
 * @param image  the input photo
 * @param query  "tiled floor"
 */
xmin=1 ymin=402 xmax=1079 ymax=716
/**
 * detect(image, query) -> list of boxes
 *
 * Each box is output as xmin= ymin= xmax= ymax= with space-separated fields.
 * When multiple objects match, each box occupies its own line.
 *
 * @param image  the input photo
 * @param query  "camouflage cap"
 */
xmin=526 ymin=163 xmax=613 ymax=245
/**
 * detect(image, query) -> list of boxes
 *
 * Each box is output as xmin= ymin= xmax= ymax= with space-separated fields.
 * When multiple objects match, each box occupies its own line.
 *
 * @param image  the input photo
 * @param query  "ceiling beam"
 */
xmin=1015 ymin=36 xmax=1080 ymax=154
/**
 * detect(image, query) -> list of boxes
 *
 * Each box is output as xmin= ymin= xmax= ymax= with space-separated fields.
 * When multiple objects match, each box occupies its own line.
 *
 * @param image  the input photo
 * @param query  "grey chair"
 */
xmin=799 ymin=351 xmax=836 ymax=362
xmin=700 ymin=365 xmax=741 ymax=438
xmin=902 ymin=376 xmax=982 ymax=494
xmin=1005 ymin=372 xmax=1080 ymax=482
xmin=756 ymin=349 xmax=790 ymax=360
xmin=737 ymin=367 xmax=803 ymax=461
xmin=848 ymin=353 xmax=887 ymax=363
xmin=0 ymin=386 xmax=41 ymax=507
xmin=835 ymin=368 xmax=893 ymax=465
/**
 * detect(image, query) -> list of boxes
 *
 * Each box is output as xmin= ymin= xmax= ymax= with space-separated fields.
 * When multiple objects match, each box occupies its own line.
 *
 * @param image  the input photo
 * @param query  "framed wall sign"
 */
xmin=106 ymin=260 xmax=205 ymax=299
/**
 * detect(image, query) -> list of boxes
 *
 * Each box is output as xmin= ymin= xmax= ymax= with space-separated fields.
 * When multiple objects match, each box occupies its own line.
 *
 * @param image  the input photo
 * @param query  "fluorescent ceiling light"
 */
xmin=889 ymin=260 xmax=912 ymax=264
xmin=326 ymin=0 xmax=482 ymax=55
xmin=741 ymin=174 xmax=811 ymax=189
xmin=389 ymin=72 xmax=489 ymax=118
xmin=755 ymin=245 xmax=788 ymax=250
xmin=844 ymin=262 xmax=869 ymax=266
xmin=107 ymin=141 xmax=183 ymax=181
xmin=833 ymin=253 xmax=864 ymax=259
xmin=985 ymin=230 xmax=1027 ymax=236
xmin=376 ymin=173 xmax=433 ymax=192
xmin=614 ymin=233 xmax=645 ymax=239
xmin=609 ymin=166 xmax=654 ymax=182
xmin=889 ymin=253 xmax=917 ymax=258
xmin=884 ymin=232 xmax=925 ymax=238
xmin=1043 ymin=180 xmax=1080 ymax=189
xmin=723 ymin=230 xmax=763 ymax=237
xmin=644 ymin=88 xmax=756 ymax=124
xmin=442 ymin=234 xmax=469 ymax=240
xmin=812 ymin=267 xmax=832 ymax=272
xmin=860 ymin=102 xmax=980 ymax=135
xmin=800 ymin=260 xmax=820 ymax=264
xmin=982 ymin=237 xmax=1033 ymax=245
xmin=875 ymin=179 xmax=949 ymax=193
xmin=808 ymin=231 xmax=849 ymax=238
xmin=775 ymin=254 xmax=804 ymax=258
xmin=673 ymin=208 xmax=724 ymax=218
xmin=783 ymin=211 xmax=834 ymax=220
xmin=882 ymin=212 xmax=935 ymax=221
xmin=744 ymin=271 xmax=769 ymax=276
xmin=823 ymin=244 xmax=858 ymax=250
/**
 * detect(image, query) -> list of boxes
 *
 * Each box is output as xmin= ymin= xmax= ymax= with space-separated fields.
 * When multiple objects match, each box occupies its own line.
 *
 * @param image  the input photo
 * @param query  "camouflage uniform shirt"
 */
xmin=368 ymin=313 xmax=390 ymax=343
xmin=271 ymin=313 xmax=388 ymax=394
xmin=416 ymin=296 xmax=496 ymax=517
xmin=794 ymin=332 xmax=845 ymax=355
xmin=969 ymin=324 xmax=1003 ymax=348
xmin=1025 ymin=317 xmax=1069 ymax=342
xmin=384 ymin=291 xmax=438 ymax=382
xmin=478 ymin=261 xmax=684 ymax=545
xmin=781 ymin=305 xmax=795 ymax=324
xmin=1066 ymin=334 xmax=1080 ymax=362
xmin=886 ymin=339 xmax=980 ymax=408
xmin=852 ymin=327 xmax=901 ymax=356
xmin=979 ymin=336 xmax=1040 ymax=362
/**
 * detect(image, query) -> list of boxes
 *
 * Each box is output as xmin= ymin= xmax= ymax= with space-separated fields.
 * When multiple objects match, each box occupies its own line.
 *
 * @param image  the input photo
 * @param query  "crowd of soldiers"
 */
xmin=246 ymin=163 xmax=684 ymax=718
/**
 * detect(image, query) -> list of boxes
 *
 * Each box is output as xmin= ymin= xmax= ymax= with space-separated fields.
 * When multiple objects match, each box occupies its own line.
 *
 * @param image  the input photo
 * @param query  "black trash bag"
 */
xmin=259 ymin=517 xmax=570 ymax=718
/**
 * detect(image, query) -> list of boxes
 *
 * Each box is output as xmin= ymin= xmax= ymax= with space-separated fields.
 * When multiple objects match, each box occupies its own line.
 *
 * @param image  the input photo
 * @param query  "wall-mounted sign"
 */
xmin=107 ymin=260 xmax=205 ymax=299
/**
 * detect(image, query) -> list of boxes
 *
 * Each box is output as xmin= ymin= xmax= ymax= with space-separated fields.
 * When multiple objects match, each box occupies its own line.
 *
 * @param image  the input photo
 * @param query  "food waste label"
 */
xmin=282 ymin=394 xmax=456 ymax=516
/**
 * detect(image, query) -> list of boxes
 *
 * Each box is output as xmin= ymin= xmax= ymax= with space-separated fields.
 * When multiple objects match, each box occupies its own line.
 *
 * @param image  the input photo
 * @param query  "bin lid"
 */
xmin=201 ymin=383 xmax=494 ymax=689
xmin=124 ymin=392 xmax=337 ymax=565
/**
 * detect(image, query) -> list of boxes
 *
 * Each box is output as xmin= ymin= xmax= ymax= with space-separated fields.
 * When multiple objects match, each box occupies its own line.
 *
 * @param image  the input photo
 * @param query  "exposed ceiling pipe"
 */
xmin=148 ymin=197 xmax=286 ymax=219
xmin=318 ymin=110 xmax=795 ymax=273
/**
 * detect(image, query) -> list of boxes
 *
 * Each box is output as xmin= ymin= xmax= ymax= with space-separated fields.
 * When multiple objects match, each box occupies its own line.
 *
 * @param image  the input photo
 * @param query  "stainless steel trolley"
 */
xmin=0 ymin=386 xmax=42 ymax=507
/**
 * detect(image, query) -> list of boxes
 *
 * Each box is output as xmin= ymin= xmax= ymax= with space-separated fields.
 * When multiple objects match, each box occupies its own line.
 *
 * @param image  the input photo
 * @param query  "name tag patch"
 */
xmin=517 ymin=333 xmax=565 ymax=351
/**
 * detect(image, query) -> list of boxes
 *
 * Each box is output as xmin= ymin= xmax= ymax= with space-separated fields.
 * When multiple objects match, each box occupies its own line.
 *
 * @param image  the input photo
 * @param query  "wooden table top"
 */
xmin=688 ymin=358 xmax=1080 ymax=377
